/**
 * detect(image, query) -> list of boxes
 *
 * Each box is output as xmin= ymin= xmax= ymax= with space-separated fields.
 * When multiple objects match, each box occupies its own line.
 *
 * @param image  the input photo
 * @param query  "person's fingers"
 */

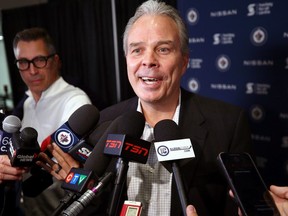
xmin=229 ymin=190 xmax=234 ymax=198
xmin=36 ymin=153 xmax=66 ymax=180
xmin=49 ymin=143 xmax=80 ymax=171
xmin=0 ymin=155 xmax=27 ymax=183
xmin=270 ymin=185 xmax=288 ymax=199
xmin=186 ymin=205 xmax=198 ymax=216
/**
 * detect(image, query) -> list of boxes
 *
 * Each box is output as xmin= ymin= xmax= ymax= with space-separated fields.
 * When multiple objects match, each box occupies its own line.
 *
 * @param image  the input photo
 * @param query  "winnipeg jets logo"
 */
xmin=54 ymin=128 xmax=75 ymax=149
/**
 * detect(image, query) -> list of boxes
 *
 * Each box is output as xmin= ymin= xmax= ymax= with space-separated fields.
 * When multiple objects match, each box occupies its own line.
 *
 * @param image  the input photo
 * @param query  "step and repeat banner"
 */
xmin=178 ymin=0 xmax=288 ymax=185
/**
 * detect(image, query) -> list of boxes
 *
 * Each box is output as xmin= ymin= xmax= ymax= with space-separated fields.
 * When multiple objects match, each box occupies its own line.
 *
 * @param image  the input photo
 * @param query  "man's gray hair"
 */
xmin=123 ymin=0 xmax=189 ymax=56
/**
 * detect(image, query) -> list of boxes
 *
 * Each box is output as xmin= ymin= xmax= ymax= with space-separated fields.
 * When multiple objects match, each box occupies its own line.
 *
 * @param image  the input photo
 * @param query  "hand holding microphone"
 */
xmin=22 ymin=104 xmax=100 ymax=197
xmin=0 ymin=115 xmax=33 ymax=183
xmin=1 ymin=114 xmax=40 ymax=167
xmin=61 ymin=111 xmax=146 ymax=216
xmin=36 ymin=143 xmax=81 ymax=180
xmin=36 ymin=104 xmax=100 ymax=179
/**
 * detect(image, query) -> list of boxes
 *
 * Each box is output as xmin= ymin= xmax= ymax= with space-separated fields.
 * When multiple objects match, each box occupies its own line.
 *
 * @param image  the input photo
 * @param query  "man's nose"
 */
xmin=28 ymin=63 xmax=39 ymax=75
xmin=142 ymin=50 xmax=159 ymax=68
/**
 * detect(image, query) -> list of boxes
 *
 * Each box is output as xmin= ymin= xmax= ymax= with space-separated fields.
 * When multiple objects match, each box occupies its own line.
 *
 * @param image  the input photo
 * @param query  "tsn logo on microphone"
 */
xmin=104 ymin=134 xmax=151 ymax=164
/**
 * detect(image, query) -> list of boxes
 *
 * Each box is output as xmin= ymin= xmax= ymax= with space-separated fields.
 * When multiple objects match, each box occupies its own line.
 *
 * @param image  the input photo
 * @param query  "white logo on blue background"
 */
xmin=216 ymin=55 xmax=231 ymax=72
xmin=188 ymin=78 xmax=200 ymax=93
xmin=250 ymin=27 xmax=268 ymax=46
xmin=53 ymin=127 xmax=75 ymax=150
xmin=250 ymin=105 xmax=265 ymax=122
xmin=187 ymin=8 xmax=199 ymax=25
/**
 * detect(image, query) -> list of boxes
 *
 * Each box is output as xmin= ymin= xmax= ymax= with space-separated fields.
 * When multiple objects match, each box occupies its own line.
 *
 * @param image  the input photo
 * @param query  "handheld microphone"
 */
xmin=62 ymin=168 xmax=97 ymax=194
xmin=2 ymin=115 xmax=39 ymax=167
xmin=154 ymin=119 xmax=195 ymax=216
xmin=61 ymin=172 xmax=114 ymax=216
xmin=104 ymin=131 xmax=150 ymax=216
xmin=0 ymin=115 xmax=21 ymax=155
xmin=8 ymin=127 xmax=40 ymax=167
xmin=41 ymin=104 xmax=100 ymax=154
xmin=84 ymin=111 xmax=146 ymax=177
xmin=51 ymin=167 xmax=98 ymax=216
xmin=104 ymin=133 xmax=150 ymax=164
xmin=22 ymin=104 xmax=100 ymax=197
xmin=61 ymin=111 xmax=146 ymax=216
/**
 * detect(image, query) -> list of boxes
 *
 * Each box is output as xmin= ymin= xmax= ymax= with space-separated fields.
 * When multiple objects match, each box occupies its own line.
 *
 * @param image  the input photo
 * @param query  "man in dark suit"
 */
xmin=90 ymin=0 xmax=251 ymax=214
xmin=37 ymin=0 xmax=252 ymax=215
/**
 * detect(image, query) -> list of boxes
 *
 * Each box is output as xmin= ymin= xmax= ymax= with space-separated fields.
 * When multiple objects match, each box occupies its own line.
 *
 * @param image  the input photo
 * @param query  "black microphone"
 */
xmin=104 ymin=129 xmax=150 ymax=216
xmin=41 ymin=104 xmax=100 ymax=155
xmin=61 ymin=111 xmax=146 ymax=216
xmin=51 ymin=167 xmax=98 ymax=216
xmin=52 ymin=122 xmax=113 ymax=216
xmin=154 ymin=119 xmax=195 ymax=216
xmin=84 ymin=111 xmax=145 ymax=177
xmin=22 ymin=104 xmax=100 ymax=197
xmin=1 ymin=115 xmax=22 ymax=155
xmin=8 ymin=127 xmax=40 ymax=167
xmin=2 ymin=115 xmax=39 ymax=167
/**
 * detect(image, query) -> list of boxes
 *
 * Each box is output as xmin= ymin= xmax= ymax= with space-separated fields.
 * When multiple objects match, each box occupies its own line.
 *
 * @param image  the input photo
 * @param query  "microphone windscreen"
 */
xmin=2 ymin=115 xmax=22 ymax=133
xmin=84 ymin=111 xmax=145 ymax=176
xmin=20 ymin=127 xmax=38 ymax=146
xmin=68 ymin=104 xmax=100 ymax=136
xmin=154 ymin=119 xmax=180 ymax=141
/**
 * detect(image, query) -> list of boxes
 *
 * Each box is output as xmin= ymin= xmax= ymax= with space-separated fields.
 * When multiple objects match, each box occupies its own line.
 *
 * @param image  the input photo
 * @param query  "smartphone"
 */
xmin=217 ymin=152 xmax=280 ymax=216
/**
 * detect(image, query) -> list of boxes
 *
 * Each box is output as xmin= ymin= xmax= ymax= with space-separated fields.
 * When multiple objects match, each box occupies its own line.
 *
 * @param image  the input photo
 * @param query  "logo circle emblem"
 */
xmin=187 ymin=8 xmax=199 ymax=25
xmin=250 ymin=27 xmax=268 ymax=46
xmin=157 ymin=145 xmax=169 ymax=156
xmin=54 ymin=128 xmax=75 ymax=149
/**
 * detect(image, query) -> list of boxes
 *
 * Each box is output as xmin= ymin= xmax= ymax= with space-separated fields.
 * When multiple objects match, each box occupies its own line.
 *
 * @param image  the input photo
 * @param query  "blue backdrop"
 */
xmin=178 ymin=0 xmax=288 ymax=185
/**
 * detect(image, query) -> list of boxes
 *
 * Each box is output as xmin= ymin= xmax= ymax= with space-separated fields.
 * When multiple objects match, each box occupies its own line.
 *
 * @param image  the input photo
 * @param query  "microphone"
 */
xmin=0 ymin=115 xmax=21 ymax=155
xmin=41 ymin=104 xmax=100 ymax=155
xmin=84 ymin=111 xmax=145 ymax=177
xmin=61 ymin=172 xmax=114 ymax=216
xmin=22 ymin=104 xmax=100 ymax=197
xmin=62 ymin=167 xmax=97 ymax=194
xmin=2 ymin=115 xmax=39 ymax=167
xmin=154 ymin=119 xmax=195 ymax=216
xmin=8 ymin=127 xmax=40 ymax=167
xmin=51 ymin=167 xmax=98 ymax=216
xmin=104 ymin=129 xmax=150 ymax=216
xmin=61 ymin=111 xmax=146 ymax=216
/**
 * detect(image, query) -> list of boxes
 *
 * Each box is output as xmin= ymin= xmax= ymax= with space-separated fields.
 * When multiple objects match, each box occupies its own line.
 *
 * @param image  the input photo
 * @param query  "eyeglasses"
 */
xmin=15 ymin=54 xmax=56 ymax=71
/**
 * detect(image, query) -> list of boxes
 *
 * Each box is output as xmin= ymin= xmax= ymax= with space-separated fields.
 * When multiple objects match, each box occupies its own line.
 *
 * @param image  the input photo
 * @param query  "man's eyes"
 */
xmin=34 ymin=57 xmax=46 ymax=62
xmin=158 ymin=47 xmax=170 ymax=53
xmin=129 ymin=46 xmax=172 ymax=55
xmin=18 ymin=59 xmax=28 ymax=64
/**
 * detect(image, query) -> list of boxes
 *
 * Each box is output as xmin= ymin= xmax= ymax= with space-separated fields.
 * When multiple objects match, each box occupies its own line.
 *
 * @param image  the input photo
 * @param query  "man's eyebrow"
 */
xmin=129 ymin=40 xmax=174 ymax=48
xmin=157 ymin=40 xmax=174 ymax=45
xmin=128 ymin=42 xmax=144 ymax=48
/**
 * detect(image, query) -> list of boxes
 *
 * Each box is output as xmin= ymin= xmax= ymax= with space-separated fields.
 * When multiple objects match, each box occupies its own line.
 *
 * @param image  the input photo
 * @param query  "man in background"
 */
xmin=0 ymin=27 xmax=91 ymax=215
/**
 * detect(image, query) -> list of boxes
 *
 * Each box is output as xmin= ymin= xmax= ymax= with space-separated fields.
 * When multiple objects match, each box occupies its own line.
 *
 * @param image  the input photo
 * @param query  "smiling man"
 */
xmin=35 ymin=1 xmax=253 ymax=215
xmin=88 ymin=1 xmax=252 ymax=215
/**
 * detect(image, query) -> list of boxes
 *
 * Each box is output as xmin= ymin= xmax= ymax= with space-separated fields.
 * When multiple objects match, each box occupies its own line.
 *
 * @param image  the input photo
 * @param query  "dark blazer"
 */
xmin=86 ymin=88 xmax=252 ymax=216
